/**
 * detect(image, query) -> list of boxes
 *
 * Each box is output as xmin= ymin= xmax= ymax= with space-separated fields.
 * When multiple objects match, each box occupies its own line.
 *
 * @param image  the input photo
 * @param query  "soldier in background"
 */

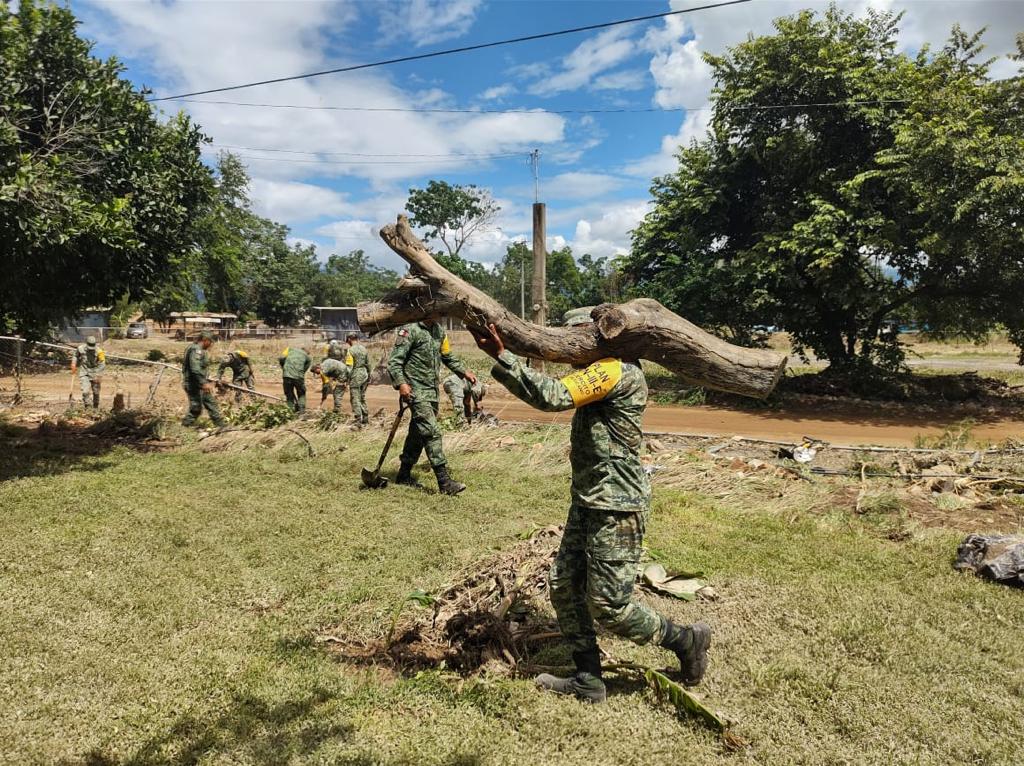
xmin=181 ymin=331 xmax=225 ymax=427
xmin=216 ymin=349 xmax=256 ymax=402
xmin=71 ymin=335 xmax=106 ymax=409
xmin=326 ymin=337 xmax=346 ymax=361
xmin=387 ymin=319 xmax=476 ymax=494
xmin=442 ymin=371 xmax=487 ymax=427
xmin=279 ymin=346 xmax=312 ymax=412
xmin=470 ymin=320 xmax=711 ymax=704
xmin=344 ymin=332 xmax=371 ymax=427
xmin=312 ymin=358 xmax=349 ymax=413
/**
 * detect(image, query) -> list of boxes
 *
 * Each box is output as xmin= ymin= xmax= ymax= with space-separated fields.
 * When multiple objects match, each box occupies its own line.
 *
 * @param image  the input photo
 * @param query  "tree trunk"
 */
xmin=358 ymin=215 xmax=786 ymax=399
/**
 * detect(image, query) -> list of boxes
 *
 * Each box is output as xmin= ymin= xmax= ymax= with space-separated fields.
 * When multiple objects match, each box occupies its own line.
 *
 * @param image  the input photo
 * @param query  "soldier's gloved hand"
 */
xmin=398 ymin=382 xmax=414 ymax=403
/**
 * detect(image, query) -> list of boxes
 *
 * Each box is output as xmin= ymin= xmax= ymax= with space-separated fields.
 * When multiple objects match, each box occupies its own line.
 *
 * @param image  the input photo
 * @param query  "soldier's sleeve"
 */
xmin=303 ymin=352 xmax=312 ymax=374
xmin=217 ymin=355 xmax=229 ymax=377
xmin=490 ymin=351 xmax=622 ymax=412
xmin=278 ymin=349 xmax=287 ymax=369
xmin=95 ymin=349 xmax=106 ymax=374
xmin=439 ymin=332 xmax=468 ymax=377
xmin=344 ymin=351 xmax=354 ymax=368
xmin=387 ymin=329 xmax=413 ymax=388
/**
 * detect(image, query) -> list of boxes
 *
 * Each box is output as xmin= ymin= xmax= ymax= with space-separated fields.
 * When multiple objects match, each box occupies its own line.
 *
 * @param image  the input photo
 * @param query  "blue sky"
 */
xmin=75 ymin=0 xmax=1022 ymax=272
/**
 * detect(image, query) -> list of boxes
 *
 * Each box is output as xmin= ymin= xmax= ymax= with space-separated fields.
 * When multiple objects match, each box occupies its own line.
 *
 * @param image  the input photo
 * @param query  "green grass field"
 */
xmin=1 ymin=420 xmax=1022 ymax=765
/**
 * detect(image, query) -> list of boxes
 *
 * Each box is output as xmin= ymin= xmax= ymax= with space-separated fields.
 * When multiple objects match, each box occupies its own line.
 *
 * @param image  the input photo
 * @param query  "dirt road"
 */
xmin=6 ymin=371 xmax=1024 ymax=447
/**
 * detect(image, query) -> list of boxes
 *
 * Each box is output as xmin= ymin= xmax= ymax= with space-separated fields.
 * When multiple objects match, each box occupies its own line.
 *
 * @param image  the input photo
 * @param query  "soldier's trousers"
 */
xmin=79 ymin=375 xmax=101 ymax=408
xmin=443 ymin=379 xmax=467 ymax=427
xmin=182 ymin=383 xmax=225 ymax=426
xmin=399 ymin=398 xmax=446 ymax=468
xmin=549 ymin=504 xmax=667 ymax=655
xmin=349 ymin=370 xmax=369 ymax=422
xmin=231 ymin=373 xmax=255 ymax=402
xmin=283 ymin=377 xmax=306 ymax=412
xmin=322 ymin=381 xmax=345 ymax=412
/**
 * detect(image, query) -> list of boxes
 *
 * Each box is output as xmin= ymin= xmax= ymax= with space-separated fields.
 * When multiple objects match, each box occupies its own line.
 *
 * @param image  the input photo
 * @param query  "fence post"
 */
xmin=13 ymin=336 xmax=22 ymax=404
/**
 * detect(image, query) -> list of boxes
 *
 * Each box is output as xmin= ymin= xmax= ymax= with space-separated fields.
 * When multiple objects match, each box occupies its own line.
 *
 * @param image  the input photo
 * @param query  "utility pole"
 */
xmin=520 ymin=245 xmax=526 ymax=320
xmin=530 ymin=149 xmax=546 ymax=369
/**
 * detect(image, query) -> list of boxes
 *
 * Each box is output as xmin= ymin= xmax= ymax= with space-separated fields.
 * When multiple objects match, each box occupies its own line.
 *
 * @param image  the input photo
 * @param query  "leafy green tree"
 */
xmin=406 ymin=180 xmax=500 ymax=258
xmin=628 ymin=7 xmax=1024 ymax=370
xmin=491 ymin=241 xmax=621 ymax=322
xmin=0 ymin=1 xmax=212 ymax=336
xmin=243 ymin=220 xmax=318 ymax=327
xmin=311 ymin=249 xmax=401 ymax=306
xmin=405 ymin=179 xmax=500 ymax=292
xmin=195 ymin=152 xmax=251 ymax=313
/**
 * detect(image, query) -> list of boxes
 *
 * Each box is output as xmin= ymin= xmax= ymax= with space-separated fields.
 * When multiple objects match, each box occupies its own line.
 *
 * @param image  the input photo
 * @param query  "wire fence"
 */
xmin=61 ymin=325 xmax=359 ymax=342
xmin=0 ymin=334 xmax=402 ymax=411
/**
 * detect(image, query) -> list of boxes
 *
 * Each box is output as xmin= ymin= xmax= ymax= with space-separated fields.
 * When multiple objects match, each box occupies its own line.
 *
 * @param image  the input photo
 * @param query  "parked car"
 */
xmin=126 ymin=322 xmax=149 ymax=339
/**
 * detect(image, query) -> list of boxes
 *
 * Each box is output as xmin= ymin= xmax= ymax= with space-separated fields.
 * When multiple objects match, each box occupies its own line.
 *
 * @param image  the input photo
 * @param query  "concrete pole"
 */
xmin=531 ymin=202 xmax=547 ymax=370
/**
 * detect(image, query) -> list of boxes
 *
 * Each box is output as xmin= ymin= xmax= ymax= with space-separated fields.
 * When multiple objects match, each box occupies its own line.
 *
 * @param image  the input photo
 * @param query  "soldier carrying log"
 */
xmin=469 ymin=319 xmax=711 ymax=704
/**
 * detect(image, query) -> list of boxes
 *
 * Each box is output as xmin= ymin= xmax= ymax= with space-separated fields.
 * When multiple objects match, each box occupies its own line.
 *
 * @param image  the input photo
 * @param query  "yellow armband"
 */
xmin=440 ymin=335 xmax=451 ymax=354
xmin=345 ymin=352 xmax=354 ymax=366
xmin=560 ymin=358 xmax=622 ymax=407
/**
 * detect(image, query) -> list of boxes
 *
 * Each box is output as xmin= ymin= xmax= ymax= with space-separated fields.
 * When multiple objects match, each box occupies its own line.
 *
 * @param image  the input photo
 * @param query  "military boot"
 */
xmin=535 ymin=649 xmax=606 ymax=704
xmin=395 ymin=461 xmax=424 ymax=489
xmin=434 ymin=464 xmax=466 ymax=495
xmin=92 ymin=392 xmax=100 ymax=408
xmin=660 ymin=620 xmax=712 ymax=686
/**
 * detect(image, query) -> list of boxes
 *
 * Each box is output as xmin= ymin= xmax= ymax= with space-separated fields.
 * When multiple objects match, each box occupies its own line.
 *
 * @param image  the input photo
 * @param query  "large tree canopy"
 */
xmin=0 ymin=0 xmax=212 ymax=336
xmin=627 ymin=7 xmax=1024 ymax=371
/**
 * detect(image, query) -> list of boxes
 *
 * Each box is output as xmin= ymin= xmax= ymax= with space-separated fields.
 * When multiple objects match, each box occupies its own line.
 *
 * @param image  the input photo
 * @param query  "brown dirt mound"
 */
xmin=322 ymin=526 xmax=563 ymax=676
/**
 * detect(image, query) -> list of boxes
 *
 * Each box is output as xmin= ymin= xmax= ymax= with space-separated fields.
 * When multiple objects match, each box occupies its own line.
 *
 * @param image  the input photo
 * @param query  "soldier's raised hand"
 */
xmin=469 ymin=323 xmax=504 ymax=359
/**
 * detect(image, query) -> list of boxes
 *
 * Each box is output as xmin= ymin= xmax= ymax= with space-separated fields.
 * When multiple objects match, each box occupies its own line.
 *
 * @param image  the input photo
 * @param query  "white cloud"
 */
xmin=376 ymin=0 xmax=483 ymax=47
xmin=81 ymin=1 xmax=567 ymax=188
xmin=537 ymin=171 xmax=625 ymax=200
xmin=249 ymin=179 xmax=349 ymax=222
xmin=592 ymin=69 xmax=649 ymax=92
xmin=566 ymin=201 xmax=652 ymax=259
xmin=528 ymin=26 xmax=639 ymax=96
xmin=479 ymin=84 xmax=516 ymax=100
xmin=622 ymin=110 xmax=710 ymax=178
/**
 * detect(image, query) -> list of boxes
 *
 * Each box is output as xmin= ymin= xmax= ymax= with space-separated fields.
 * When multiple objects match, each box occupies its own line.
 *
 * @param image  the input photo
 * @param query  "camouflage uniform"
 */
xmin=387 ymin=322 xmax=467 ymax=470
xmin=326 ymin=339 xmax=346 ymax=360
xmin=72 ymin=340 xmax=106 ymax=408
xmin=217 ymin=350 xmax=256 ymax=402
xmin=181 ymin=342 xmax=225 ymax=426
xmin=442 ymin=372 xmax=486 ymax=427
xmin=279 ymin=347 xmax=312 ymax=412
xmin=490 ymin=351 xmax=667 ymax=654
xmin=319 ymin=357 xmax=350 ymax=413
xmin=345 ymin=342 xmax=372 ymax=424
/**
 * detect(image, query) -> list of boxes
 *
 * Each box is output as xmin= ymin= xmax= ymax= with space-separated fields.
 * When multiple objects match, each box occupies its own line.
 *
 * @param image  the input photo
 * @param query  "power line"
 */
xmin=148 ymin=0 xmax=753 ymax=102
xmin=172 ymin=97 xmax=912 ymax=116
xmin=179 ymin=99 xmax=677 ymax=114
xmin=229 ymin=152 xmax=523 ymax=166
xmin=208 ymin=145 xmax=528 ymax=159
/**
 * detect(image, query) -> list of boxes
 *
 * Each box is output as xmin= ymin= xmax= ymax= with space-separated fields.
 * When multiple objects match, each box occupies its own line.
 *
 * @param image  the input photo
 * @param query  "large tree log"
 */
xmin=358 ymin=215 xmax=786 ymax=399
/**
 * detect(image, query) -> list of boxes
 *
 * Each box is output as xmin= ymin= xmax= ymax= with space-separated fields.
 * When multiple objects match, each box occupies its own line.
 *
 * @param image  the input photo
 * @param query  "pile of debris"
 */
xmin=324 ymin=525 xmax=563 ymax=675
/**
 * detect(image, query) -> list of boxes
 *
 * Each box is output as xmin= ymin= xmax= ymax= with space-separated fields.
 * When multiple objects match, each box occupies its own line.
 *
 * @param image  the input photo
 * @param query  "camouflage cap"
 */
xmin=85 ymin=335 xmax=97 ymax=346
xmin=563 ymin=307 xmax=596 ymax=327
xmin=199 ymin=330 xmax=215 ymax=341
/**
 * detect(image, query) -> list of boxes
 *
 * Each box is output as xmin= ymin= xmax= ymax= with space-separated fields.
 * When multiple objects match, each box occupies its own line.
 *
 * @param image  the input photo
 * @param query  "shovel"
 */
xmin=361 ymin=399 xmax=408 ymax=489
